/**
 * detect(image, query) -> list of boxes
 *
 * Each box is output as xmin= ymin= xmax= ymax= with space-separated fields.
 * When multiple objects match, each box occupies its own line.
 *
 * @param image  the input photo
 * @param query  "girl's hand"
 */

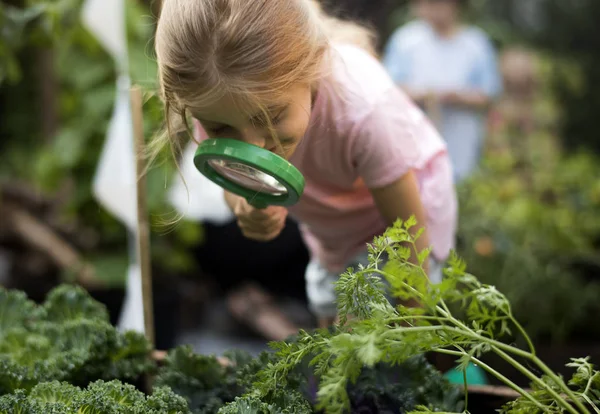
xmin=232 ymin=196 xmax=288 ymax=242
xmin=439 ymin=90 xmax=492 ymax=110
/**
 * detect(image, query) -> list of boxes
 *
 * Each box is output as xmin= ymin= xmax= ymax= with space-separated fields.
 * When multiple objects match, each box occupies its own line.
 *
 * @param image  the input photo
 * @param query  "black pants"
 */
xmin=194 ymin=218 xmax=310 ymax=302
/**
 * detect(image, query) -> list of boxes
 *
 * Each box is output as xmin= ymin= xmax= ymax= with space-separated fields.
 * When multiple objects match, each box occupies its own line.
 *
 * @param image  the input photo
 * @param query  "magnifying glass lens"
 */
xmin=194 ymin=138 xmax=305 ymax=207
xmin=208 ymin=159 xmax=288 ymax=196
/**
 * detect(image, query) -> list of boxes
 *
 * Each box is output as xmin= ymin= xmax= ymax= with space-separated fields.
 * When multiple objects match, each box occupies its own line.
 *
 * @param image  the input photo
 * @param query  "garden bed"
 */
xmin=1 ymin=220 xmax=599 ymax=413
xmin=150 ymin=350 xmax=528 ymax=413
xmin=0 ymin=286 xmax=596 ymax=413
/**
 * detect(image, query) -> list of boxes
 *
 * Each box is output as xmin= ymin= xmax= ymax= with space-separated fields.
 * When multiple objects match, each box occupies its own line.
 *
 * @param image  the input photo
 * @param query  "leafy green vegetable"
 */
xmin=0 ymin=379 xmax=190 ymax=413
xmin=345 ymin=356 xmax=463 ymax=413
xmin=103 ymin=330 xmax=155 ymax=381
xmin=154 ymin=346 xmax=256 ymax=414
xmin=247 ymin=218 xmax=600 ymax=414
xmin=0 ymin=288 xmax=40 ymax=335
xmin=155 ymin=336 xmax=461 ymax=414
xmin=0 ymin=284 xmax=155 ymax=395
xmin=218 ymin=390 xmax=313 ymax=414
xmin=156 ymin=333 xmax=459 ymax=414
xmin=42 ymin=284 xmax=110 ymax=322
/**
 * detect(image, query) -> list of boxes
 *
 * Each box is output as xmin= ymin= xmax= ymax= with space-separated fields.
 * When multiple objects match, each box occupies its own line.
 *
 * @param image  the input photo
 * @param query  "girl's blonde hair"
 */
xmin=151 ymin=0 xmax=376 ymax=160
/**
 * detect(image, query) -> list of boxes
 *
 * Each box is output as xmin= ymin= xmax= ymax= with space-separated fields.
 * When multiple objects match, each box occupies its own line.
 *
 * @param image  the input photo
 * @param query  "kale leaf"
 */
xmin=154 ymin=345 xmax=250 ymax=414
xmin=0 ymin=284 xmax=155 ymax=395
xmin=0 ymin=379 xmax=190 ymax=413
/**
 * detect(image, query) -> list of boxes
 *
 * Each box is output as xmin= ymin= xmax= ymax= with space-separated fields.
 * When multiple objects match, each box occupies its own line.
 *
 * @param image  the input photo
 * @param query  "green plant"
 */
xmin=156 ymin=338 xmax=462 ymax=413
xmin=218 ymin=390 xmax=313 ymax=414
xmin=247 ymin=218 xmax=600 ymax=414
xmin=0 ymin=0 xmax=85 ymax=85
xmin=154 ymin=346 xmax=254 ymax=414
xmin=342 ymin=355 xmax=463 ymax=413
xmin=457 ymin=148 xmax=600 ymax=343
xmin=0 ymin=379 xmax=190 ymax=413
xmin=0 ymin=284 xmax=155 ymax=395
xmin=1 ymin=0 xmax=204 ymax=289
xmin=533 ymin=0 xmax=600 ymax=154
xmin=454 ymin=46 xmax=600 ymax=344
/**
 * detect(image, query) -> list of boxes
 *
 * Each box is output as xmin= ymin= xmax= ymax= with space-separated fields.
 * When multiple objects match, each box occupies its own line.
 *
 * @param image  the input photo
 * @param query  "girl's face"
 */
xmin=192 ymin=83 xmax=312 ymax=159
xmin=412 ymin=0 xmax=460 ymax=29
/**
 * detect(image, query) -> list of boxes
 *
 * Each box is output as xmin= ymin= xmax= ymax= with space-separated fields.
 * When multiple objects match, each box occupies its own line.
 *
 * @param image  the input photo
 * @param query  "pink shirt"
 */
xmin=195 ymin=44 xmax=458 ymax=273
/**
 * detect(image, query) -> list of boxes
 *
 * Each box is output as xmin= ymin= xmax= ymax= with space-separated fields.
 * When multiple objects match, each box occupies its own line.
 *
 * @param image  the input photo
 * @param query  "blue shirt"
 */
xmin=382 ymin=20 xmax=502 ymax=182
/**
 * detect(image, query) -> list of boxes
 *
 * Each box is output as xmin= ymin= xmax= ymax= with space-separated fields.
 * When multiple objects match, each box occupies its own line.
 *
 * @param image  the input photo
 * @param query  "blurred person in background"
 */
xmin=382 ymin=0 xmax=502 ymax=183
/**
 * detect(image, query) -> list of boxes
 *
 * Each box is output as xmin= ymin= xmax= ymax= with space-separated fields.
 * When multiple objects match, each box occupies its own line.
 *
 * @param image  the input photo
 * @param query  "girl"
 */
xmin=154 ymin=0 xmax=458 ymax=328
xmin=382 ymin=0 xmax=502 ymax=183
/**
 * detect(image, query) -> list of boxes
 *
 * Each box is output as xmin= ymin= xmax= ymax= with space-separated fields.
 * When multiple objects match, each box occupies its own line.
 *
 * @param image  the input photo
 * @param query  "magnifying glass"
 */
xmin=193 ymin=138 xmax=305 ymax=209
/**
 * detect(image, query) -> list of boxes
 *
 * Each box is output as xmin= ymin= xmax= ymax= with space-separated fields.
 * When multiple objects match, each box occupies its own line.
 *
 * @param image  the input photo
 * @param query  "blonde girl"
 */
xmin=154 ymin=0 xmax=458 ymax=328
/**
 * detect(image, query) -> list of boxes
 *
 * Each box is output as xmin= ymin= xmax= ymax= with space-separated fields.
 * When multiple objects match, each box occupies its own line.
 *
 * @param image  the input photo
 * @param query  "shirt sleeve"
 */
xmin=382 ymin=29 xmax=412 ymax=85
xmin=469 ymin=33 xmax=503 ymax=98
xmin=351 ymin=89 xmax=425 ymax=189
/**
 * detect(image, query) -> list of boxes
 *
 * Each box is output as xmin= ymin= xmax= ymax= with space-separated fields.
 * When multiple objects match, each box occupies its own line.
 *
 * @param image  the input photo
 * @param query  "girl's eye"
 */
xmin=272 ymin=109 xmax=286 ymax=124
xmin=210 ymin=126 xmax=230 ymax=135
xmin=256 ymin=108 xmax=286 ymax=127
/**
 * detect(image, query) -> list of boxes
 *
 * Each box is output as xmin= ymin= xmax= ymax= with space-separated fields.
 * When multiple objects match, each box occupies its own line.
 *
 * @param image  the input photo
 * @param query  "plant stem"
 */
xmin=372 ymin=269 xmax=427 ymax=301
xmin=435 ymin=349 xmax=545 ymax=411
xmin=388 ymin=315 xmax=448 ymax=324
xmin=581 ymin=371 xmax=600 ymax=413
xmin=510 ymin=315 xmax=536 ymax=356
xmin=531 ymin=355 xmax=590 ymax=414
xmin=382 ymin=325 xmax=450 ymax=338
xmin=493 ymin=347 xmax=582 ymax=414
xmin=441 ymin=313 xmax=534 ymax=361
xmin=443 ymin=315 xmax=588 ymax=413
xmin=581 ymin=394 xmax=600 ymax=414
xmin=383 ymin=312 xmax=585 ymax=412
xmin=438 ymin=300 xmax=453 ymax=318
xmin=381 ymin=319 xmax=535 ymax=364
xmin=584 ymin=372 xmax=599 ymax=397
xmin=375 ymin=255 xmax=586 ymax=412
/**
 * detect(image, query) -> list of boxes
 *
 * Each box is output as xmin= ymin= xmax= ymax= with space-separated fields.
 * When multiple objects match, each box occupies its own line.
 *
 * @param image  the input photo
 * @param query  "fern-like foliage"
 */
xmin=249 ymin=217 xmax=600 ymax=414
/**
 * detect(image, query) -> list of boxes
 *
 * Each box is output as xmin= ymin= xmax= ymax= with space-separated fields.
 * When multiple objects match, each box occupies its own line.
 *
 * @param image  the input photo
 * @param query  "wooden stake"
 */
xmin=130 ymin=86 xmax=155 ymax=348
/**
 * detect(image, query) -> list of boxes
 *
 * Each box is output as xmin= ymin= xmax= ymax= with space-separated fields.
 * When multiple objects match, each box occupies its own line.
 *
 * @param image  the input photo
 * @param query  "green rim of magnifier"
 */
xmin=194 ymin=138 xmax=305 ymax=209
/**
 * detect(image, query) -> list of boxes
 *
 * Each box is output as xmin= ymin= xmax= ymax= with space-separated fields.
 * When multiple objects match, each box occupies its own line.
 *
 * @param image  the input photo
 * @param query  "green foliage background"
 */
xmin=0 ymin=0 xmax=202 ymax=287
xmin=2 ymin=0 xmax=600 ymax=346
xmin=536 ymin=0 xmax=600 ymax=153
xmin=384 ymin=0 xmax=600 ymax=344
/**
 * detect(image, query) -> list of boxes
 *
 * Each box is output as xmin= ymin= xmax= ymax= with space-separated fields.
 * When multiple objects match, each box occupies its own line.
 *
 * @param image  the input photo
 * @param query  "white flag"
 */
xmin=82 ymin=0 xmax=145 ymax=335
xmin=81 ymin=0 xmax=128 ymax=67
xmin=92 ymin=75 xmax=138 ymax=232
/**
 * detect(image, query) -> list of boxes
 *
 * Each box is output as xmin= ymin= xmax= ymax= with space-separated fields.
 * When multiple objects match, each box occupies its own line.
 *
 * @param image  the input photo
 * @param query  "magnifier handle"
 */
xmin=247 ymin=199 xmax=268 ymax=210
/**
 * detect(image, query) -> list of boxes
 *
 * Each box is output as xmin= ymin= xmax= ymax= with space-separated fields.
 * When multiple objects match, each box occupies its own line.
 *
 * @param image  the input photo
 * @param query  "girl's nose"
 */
xmin=240 ymin=127 xmax=267 ymax=148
